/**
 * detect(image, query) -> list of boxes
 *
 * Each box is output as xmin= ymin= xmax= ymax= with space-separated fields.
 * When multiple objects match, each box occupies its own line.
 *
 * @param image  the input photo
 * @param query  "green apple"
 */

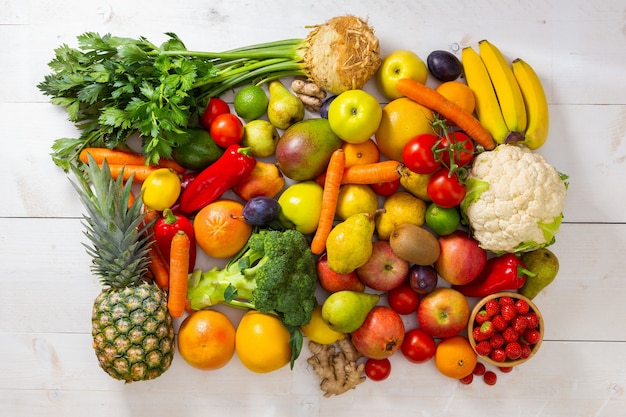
xmin=376 ymin=50 xmax=428 ymax=100
xmin=241 ymin=119 xmax=280 ymax=158
xmin=277 ymin=181 xmax=323 ymax=235
xmin=327 ymin=89 xmax=382 ymax=144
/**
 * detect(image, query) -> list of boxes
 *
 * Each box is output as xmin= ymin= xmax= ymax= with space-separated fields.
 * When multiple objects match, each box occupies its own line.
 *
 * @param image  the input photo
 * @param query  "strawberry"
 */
xmin=520 ymin=342 xmax=532 ymax=359
xmin=505 ymin=341 xmax=522 ymax=359
xmin=498 ymin=296 xmax=514 ymax=306
xmin=473 ymin=326 xmax=487 ymax=342
xmin=485 ymin=299 xmax=500 ymax=317
xmin=489 ymin=333 xmax=505 ymax=349
xmin=473 ymin=362 xmax=486 ymax=376
xmin=492 ymin=314 xmax=508 ymax=331
xmin=500 ymin=304 xmax=517 ymax=322
xmin=490 ymin=348 xmax=507 ymax=363
xmin=498 ymin=366 xmax=513 ymax=373
xmin=525 ymin=312 xmax=540 ymax=329
xmin=475 ymin=340 xmax=492 ymax=356
xmin=512 ymin=315 xmax=528 ymax=334
xmin=459 ymin=373 xmax=474 ymax=385
xmin=523 ymin=328 xmax=541 ymax=345
xmin=515 ymin=299 xmax=530 ymax=315
xmin=503 ymin=327 xmax=519 ymax=343
xmin=483 ymin=370 xmax=498 ymax=385
xmin=478 ymin=321 xmax=495 ymax=339
xmin=475 ymin=310 xmax=489 ymax=325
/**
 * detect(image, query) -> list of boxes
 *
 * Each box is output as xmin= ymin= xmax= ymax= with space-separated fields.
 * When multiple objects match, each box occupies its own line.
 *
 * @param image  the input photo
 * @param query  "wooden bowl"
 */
xmin=468 ymin=292 xmax=544 ymax=367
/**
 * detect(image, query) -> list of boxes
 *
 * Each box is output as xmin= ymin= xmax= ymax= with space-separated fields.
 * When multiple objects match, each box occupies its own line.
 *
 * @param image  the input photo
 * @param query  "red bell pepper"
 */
xmin=179 ymin=144 xmax=256 ymax=213
xmin=155 ymin=208 xmax=196 ymax=273
xmin=453 ymin=253 xmax=536 ymax=297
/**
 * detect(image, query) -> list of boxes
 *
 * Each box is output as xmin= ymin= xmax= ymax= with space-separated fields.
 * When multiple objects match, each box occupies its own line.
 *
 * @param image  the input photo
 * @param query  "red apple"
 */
xmin=417 ymin=287 xmax=469 ymax=338
xmin=434 ymin=230 xmax=487 ymax=285
xmin=356 ymin=240 xmax=409 ymax=291
xmin=351 ymin=306 xmax=405 ymax=359
xmin=317 ymin=253 xmax=365 ymax=293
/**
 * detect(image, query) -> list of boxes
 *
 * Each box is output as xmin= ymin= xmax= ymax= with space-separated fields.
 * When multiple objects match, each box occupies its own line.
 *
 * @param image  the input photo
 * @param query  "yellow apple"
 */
xmin=376 ymin=50 xmax=428 ymax=100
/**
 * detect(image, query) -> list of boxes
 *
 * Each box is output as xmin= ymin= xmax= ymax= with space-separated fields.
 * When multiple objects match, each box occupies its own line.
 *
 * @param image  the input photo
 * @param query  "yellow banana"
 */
xmin=512 ymin=58 xmax=550 ymax=149
xmin=461 ymin=46 xmax=510 ymax=144
xmin=478 ymin=39 xmax=527 ymax=135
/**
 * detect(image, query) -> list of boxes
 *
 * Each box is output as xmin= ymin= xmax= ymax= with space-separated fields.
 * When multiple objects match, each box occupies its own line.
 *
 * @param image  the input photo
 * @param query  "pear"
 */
xmin=267 ymin=80 xmax=305 ymax=130
xmin=326 ymin=210 xmax=381 ymax=274
xmin=519 ymin=248 xmax=560 ymax=299
xmin=375 ymin=191 xmax=426 ymax=240
xmin=321 ymin=290 xmax=381 ymax=333
xmin=398 ymin=165 xmax=432 ymax=202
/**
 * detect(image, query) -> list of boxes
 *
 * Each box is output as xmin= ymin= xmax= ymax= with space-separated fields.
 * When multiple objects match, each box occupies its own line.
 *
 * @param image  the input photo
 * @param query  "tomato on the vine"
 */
xmin=401 ymin=328 xmax=436 ymax=364
xmin=200 ymin=97 xmax=230 ymax=129
xmin=437 ymin=131 xmax=475 ymax=168
xmin=427 ymin=168 xmax=466 ymax=208
xmin=210 ymin=113 xmax=244 ymax=147
xmin=364 ymin=358 xmax=392 ymax=381
xmin=402 ymin=133 xmax=441 ymax=174
xmin=387 ymin=283 xmax=420 ymax=315
xmin=370 ymin=178 xmax=401 ymax=197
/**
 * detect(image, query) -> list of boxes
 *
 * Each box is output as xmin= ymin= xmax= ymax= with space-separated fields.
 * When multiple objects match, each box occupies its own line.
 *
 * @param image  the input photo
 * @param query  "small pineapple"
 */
xmin=70 ymin=156 xmax=174 ymax=382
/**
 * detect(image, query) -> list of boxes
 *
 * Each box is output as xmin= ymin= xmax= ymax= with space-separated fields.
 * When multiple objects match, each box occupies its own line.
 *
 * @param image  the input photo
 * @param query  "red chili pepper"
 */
xmin=155 ymin=208 xmax=196 ymax=273
xmin=453 ymin=253 xmax=536 ymax=297
xmin=179 ymin=145 xmax=256 ymax=213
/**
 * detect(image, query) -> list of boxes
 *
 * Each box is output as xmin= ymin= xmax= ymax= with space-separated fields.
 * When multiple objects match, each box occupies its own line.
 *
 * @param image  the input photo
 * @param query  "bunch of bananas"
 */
xmin=461 ymin=40 xmax=549 ymax=150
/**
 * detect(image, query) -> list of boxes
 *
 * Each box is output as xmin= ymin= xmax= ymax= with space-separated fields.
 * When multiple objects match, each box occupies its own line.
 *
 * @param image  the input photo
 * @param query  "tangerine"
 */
xmin=342 ymin=139 xmax=380 ymax=167
xmin=434 ymin=335 xmax=477 ymax=379
xmin=194 ymin=199 xmax=252 ymax=258
xmin=177 ymin=310 xmax=236 ymax=371
xmin=375 ymin=98 xmax=435 ymax=162
xmin=435 ymin=81 xmax=476 ymax=115
xmin=235 ymin=311 xmax=292 ymax=373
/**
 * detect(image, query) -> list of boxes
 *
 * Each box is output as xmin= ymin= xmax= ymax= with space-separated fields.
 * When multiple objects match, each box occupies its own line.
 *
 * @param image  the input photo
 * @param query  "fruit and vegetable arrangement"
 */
xmin=38 ymin=15 xmax=568 ymax=394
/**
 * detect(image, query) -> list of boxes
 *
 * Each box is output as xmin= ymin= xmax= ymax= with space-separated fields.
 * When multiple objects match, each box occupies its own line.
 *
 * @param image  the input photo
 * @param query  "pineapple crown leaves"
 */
xmin=69 ymin=155 xmax=154 ymax=288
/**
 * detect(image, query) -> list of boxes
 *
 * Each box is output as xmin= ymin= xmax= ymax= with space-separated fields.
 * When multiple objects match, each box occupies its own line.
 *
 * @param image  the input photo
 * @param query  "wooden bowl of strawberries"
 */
xmin=468 ymin=292 xmax=544 ymax=367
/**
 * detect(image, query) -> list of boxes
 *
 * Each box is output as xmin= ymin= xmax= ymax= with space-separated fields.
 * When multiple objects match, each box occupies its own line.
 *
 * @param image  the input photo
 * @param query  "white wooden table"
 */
xmin=2 ymin=1 xmax=625 ymax=415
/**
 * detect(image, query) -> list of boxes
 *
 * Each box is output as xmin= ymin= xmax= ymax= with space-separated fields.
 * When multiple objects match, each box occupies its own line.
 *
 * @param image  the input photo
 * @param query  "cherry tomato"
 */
xmin=370 ymin=178 xmax=401 ymax=197
xmin=199 ymin=97 xmax=230 ymax=129
xmin=437 ymin=131 xmax=475 ymax=168
xmin=364 ymin=358 xmax=392 ymax=381
xmin=402 ymin=134 xmax=441 ymax=174
xmin=401 ymin=328 xmax=436 ymax=364
xmin=387 ymin=283 xmax=420 ymax=315
xmin=427 ymin=168 xmax=466 ymax=208
xmin=210 ymin=113 xmax=244 ymax=147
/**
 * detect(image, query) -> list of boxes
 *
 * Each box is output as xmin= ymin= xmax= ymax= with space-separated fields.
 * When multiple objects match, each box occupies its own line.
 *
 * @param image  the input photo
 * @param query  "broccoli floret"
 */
xmin=187 ymin=228 xmax=318 ymax=328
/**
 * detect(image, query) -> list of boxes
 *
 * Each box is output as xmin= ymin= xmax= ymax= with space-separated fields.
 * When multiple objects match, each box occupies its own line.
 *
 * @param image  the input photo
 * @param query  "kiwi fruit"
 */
xmin=389 ymin=223 xmax=440 ymax=265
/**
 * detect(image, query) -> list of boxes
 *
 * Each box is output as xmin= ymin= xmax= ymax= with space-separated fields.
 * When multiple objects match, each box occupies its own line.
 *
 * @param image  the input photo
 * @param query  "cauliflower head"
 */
xmin=461 ymin=144 xmax=568 ymax=253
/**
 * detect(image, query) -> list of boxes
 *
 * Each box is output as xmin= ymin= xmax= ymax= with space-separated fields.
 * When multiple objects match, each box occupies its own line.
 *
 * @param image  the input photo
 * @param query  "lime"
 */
xmin=234 ymin=85 xmax=269 ymax=120
xmin=172 ymin=128 xmax=224 ymax=171
xmin=425 ymin=203 xmax=460 ymax=236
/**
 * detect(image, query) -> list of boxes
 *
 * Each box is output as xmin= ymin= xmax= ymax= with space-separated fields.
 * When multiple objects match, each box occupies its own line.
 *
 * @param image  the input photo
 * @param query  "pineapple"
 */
xmin=70 ymin=156 xmax=175 ymax=382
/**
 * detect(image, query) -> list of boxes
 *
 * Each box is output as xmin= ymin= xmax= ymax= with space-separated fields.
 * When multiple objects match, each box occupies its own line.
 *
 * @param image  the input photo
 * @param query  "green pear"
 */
xmin=321 ymin=291 xmax=381 ymax=333
xmin=241 ymin=119 xmax=280 ymax=158
xmin=519 ymin=248 xmax=560 ymax=299
xmin=267 ymin=80 xmax=305 ymax=130
xmin=326 ymin=210 xmax=381 ymax=274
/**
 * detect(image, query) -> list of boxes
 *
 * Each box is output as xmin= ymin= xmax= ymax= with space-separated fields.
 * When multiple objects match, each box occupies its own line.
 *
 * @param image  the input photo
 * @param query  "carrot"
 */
xmin=107 ymin=164 xmax=159 ymax=183
xmin=79 ymin=148 xmax=186 ymax=173
xmin=149 ymin=244 xmax=170 ymax=290
xmin=311 ymin=149 xmax=346 ymax=255
xmin=396 ymin=78 xmax=496 ymax=150
xmin=167 ymin=231 xmax=191 ymax=318
xmin=341 ymin=160 xmax=402 ymax=185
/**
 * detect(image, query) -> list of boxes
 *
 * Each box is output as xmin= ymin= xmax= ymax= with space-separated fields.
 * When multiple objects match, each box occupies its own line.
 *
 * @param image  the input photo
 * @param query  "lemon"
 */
xmin=234 ymin=85 xmax=269 ymax=120
xmin=335 ymin=184 xmax=379 ymax=220
xmin=301 ymin=305 xmax=345 ymax=345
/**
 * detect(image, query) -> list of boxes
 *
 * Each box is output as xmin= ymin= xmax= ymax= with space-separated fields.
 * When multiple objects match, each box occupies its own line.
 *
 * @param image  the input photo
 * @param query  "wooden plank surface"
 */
xmin=1 ymin=0 xmax=625 ymax=415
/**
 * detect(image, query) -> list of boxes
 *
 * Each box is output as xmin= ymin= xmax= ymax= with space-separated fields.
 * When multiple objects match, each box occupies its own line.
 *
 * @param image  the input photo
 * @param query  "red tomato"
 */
xmin=387 ymin=283 xmax=420 ymax=315
xmin=437 ymin=131 xmax=475 ymax=168
xmin=427 ymin=169 xmax=466 ymax=208
xmin=210 ymin=113 xmax=244 ymax=147
xmin=402 ymin=134 xmax=441 ymax=174
xmin=401 ymin=328 xmax=436 ymax=363
xmin=370 ymin=178 xmax=401 ymax=197
xmin=200 ymin=98 xmax=230 ymax=129
xmin=364 ymin=358 xmax=392 ymax=381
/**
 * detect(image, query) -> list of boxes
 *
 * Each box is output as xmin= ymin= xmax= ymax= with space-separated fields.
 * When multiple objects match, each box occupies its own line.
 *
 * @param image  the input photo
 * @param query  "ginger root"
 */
xmin=291 ymin=79 xmax=327 ymax=112
xmin=307 ymin=337 xmax=366 ymax=397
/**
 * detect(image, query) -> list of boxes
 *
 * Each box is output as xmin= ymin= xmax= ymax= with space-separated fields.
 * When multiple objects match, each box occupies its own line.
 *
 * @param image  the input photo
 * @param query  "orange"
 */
xmin=374 ymin=97 xmax=435 ymax=162
xmin=342 ymin=138 xmax=380 ymax=167
xmin=194 ymin=199 xmax=252 ymax=258
xmin=434 ymin=335 xmax=477 ymax=379
xmin=435 ymin=81 xmax=476 ymax=115
xmin=177 ymin=310 xmax=236 ymax=370
xmin=235 ymin=310 xmax=291 ymax=373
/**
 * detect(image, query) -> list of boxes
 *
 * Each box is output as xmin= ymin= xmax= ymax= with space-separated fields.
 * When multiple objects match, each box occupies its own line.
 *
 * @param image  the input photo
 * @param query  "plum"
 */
xmin=242 ymin=196 xmax=281 ymax=226
xmin=427 ymin=50 xmax=463 ymax=82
